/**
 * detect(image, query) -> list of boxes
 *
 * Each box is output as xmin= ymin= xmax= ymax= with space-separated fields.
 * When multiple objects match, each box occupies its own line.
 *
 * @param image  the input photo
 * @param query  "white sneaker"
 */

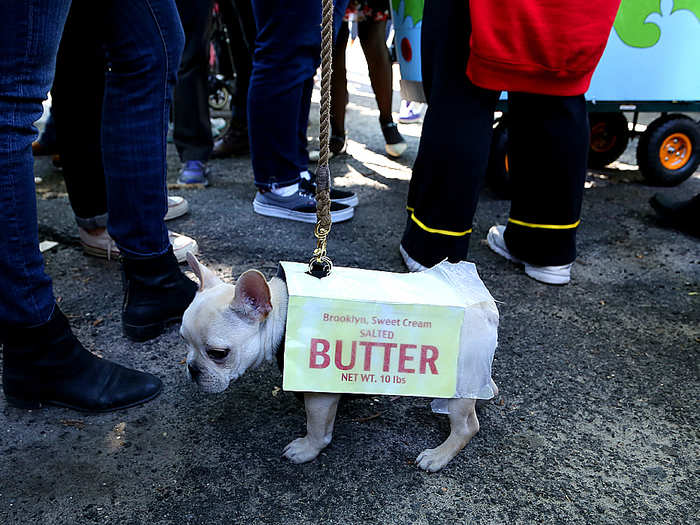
xmin=168 ymin=231 xmax=198 ymax=263
xmin=486 ymin=225 xmax=572 ymax=285
xmin=399 ymin=244 xmax=428 ymax=272
xmin=164 ymin=196 xmax=189 ymax=221
xmin=79 ymin=227 xmax=120 ymax=260
xmin=399 ymin=100 xmax=425 ymax=124
xmin=79 ymin=228 xmax=197 ymax=263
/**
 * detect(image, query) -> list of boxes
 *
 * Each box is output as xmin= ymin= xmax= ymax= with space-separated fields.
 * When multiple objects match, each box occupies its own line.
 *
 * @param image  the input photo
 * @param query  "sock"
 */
xmin=271 ymin=183 xmax=299 ymax=197
xmin=299 ymin=170 xmax=311 ymax=181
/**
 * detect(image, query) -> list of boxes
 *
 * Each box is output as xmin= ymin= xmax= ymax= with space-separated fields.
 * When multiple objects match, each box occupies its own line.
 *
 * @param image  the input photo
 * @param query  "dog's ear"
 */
xmin=186 ymin=252 xmax=222 ymax=291
xmin=230 ymin=270 xmax=272 ymax=322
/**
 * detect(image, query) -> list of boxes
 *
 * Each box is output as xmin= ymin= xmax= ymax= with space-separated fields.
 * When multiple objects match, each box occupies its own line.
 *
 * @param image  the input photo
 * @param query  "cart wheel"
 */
xmin=637 ymin=114 xmax=700 ymax=186
xmin=486 ymin=119 xmax=510 ymax=199
xmin=588 ymin=112 xmax=629 ymax=168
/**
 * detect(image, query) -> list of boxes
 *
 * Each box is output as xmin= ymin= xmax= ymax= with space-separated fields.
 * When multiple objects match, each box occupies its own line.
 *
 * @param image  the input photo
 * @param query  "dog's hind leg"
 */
xmin=416 ymin=398 xmax=479 ymax=472
xmin=283 ymin=392 xmax=341 ymax=464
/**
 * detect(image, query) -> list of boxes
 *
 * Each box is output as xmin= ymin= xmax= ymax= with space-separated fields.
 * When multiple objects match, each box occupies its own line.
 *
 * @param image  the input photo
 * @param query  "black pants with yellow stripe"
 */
xmin=401 ymin=0 xmax=589 ymax=268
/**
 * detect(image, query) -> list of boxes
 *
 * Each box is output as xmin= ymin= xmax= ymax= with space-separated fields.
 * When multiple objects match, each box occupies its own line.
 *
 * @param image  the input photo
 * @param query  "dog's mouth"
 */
xmin=187 ymin=364 xmax=230 ymax=394
xmin=192 ymin=378 xmax=230 ymax=394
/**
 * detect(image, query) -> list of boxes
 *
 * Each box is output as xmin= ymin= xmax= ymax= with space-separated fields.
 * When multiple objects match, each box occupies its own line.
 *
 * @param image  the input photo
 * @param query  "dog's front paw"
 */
xmin=415 ymin=445 xmax=457 ymax=473
xmin=282 ymin=437 xmax=323 ymax=464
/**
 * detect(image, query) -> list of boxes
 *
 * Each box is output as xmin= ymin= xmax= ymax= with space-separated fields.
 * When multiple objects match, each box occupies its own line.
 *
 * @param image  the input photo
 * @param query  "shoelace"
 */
xmin=298 ymin=189 xmax=317 ymax=204
xmin=105 ymin=233 xmax=118 ymax=260
xmin=97 ymin=231 xmax=118 ymax=260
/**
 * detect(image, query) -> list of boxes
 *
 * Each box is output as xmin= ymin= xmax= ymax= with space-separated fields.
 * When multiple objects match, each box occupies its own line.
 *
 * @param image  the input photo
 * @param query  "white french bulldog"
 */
xmin=181 ymin=253 xmax=498 ymax=472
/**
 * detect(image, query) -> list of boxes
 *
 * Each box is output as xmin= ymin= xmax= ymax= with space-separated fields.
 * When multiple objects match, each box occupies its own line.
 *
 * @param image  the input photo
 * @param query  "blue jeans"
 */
xmin=248 ymin=0 xmax=348 ymax=189
xmin=0 ymin=0 xmax=184 ymax=327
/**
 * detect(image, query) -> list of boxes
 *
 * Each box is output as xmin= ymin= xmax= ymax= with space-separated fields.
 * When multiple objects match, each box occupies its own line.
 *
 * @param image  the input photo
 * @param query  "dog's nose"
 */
xmin=187 ymin=364 xmax=201 ymax=380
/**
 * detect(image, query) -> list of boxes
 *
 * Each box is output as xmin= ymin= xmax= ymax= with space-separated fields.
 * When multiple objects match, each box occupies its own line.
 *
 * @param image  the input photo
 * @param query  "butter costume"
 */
xmin=280 ymin=260 xmax=498 ymax=408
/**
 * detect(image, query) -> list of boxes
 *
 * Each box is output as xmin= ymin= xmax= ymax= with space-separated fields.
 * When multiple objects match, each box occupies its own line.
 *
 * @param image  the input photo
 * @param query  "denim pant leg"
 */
xmin=248 ymin=0 xmax=322 ymax=189
xmin=0 ymin=0 xmax=71 ymax=327
xmin=101 ymin=0 xmax=185 ymax=258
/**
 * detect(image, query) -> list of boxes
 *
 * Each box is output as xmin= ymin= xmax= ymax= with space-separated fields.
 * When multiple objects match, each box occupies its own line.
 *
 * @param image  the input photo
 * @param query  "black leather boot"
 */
xmin=122 ymin=246 xmax=197 ymax=341
xmin=2 ymin=307 xmax=162 ymax=412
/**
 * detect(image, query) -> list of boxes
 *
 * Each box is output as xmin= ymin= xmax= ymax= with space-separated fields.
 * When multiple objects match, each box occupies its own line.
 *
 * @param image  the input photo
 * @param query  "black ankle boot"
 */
xmin=122 ymin=246 xmax=197 ymax=341
xmin=2 ymin=307 xmax=162 ymax=412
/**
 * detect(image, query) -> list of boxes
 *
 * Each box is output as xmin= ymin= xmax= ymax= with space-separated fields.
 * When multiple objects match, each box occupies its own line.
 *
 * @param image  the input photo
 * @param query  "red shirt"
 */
xmin=467 ymin=0 xmax=621 ymax=96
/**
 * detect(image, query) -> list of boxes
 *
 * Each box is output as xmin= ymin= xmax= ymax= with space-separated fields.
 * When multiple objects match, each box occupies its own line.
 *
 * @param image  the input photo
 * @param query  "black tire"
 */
xmin=588 ymin=112 xmax=629 ymax=168
xmin=637 ymin=114 xmax=700 ymax=186
xmin=486 ymin=119 xmax=511 ymax=199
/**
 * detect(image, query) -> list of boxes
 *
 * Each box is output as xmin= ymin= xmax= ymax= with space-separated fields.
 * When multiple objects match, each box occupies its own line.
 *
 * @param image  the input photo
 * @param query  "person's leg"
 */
xmin=298 ymin=0 xmax=351 ymax=164
xmin=502 ymin=93 xmax=588 ymax=267
xmin=100 ymin=0 xmax=197 ymax=340
xmin=296 ymin=76 xmax=316 ymax=171
xmin=357 ymin=9 xmax=406 ymax=157
xmin=0 ymin=0 xmax=162 ymax=412
xmin=51 ymin=0 xmax=193 ymax=260
xmin=357 ymin=16 xmax=392 ymax=125
xmin=400 ymin=0 xmax=498 ymax=269
xmin=301 ymin=0 xmax=351 ymax=166
xmin=211 ymin=0 xmax=255 ymax=158
xmin=248 ymin=0 xmax=355 ymax=222
xmin=101 ymin=0 xmax=184 ymax=257
xmin=248 ymin=0 xmax=321 ymax=190
xmin=0 ymin=0 xmax=69 ymax=328
xmin=230 ymin=0 xmax=256 ymax=125
xmin=51 ymin=0 xmax=109 ymax=232
xmin=330 ymin=21 xmax=349 ymax=140
xmin=173 ymin=0 xmax=213 ymax=163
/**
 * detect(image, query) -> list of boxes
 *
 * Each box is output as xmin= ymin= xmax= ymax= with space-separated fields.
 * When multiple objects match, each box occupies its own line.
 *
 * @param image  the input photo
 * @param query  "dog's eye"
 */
xmin=206 ymin=348 xmax=230 ymax=361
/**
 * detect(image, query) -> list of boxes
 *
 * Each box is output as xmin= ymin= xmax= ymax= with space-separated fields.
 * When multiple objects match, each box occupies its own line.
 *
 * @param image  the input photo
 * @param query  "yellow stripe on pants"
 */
xmin=508 ymin=218 xmax=580 ymax=230
xmin=410 ymin=212 xmax=472 ymax=237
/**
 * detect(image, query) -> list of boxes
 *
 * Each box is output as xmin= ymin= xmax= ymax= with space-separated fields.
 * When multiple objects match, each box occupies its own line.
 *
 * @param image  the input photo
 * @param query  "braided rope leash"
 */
xmin=308 ymin=0 xmax=335 ymax=278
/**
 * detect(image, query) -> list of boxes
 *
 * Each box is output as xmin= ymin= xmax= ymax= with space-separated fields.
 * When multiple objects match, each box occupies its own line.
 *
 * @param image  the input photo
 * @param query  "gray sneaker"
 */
xmin=253 ymin=190 xmax=354 ymax=223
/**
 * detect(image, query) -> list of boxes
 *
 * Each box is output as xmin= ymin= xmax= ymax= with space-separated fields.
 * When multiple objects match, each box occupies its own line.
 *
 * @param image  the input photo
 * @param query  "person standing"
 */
xmin=400 ymin=0 xmax=621 ymax=285
xmin=50 ymin=0 xmax=197 ymax=261
xmin=0 ymin=0 xmax=195 ymax=413
xmin=329 ymin=1 xmax=407 ymax=159
xmin=247 ymin=0 xmax=358 ymax=223
xmin=211 ymin=0 xmax=257 ymax=158
xmin=174 ymin=0 xmax=216 ymax=185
